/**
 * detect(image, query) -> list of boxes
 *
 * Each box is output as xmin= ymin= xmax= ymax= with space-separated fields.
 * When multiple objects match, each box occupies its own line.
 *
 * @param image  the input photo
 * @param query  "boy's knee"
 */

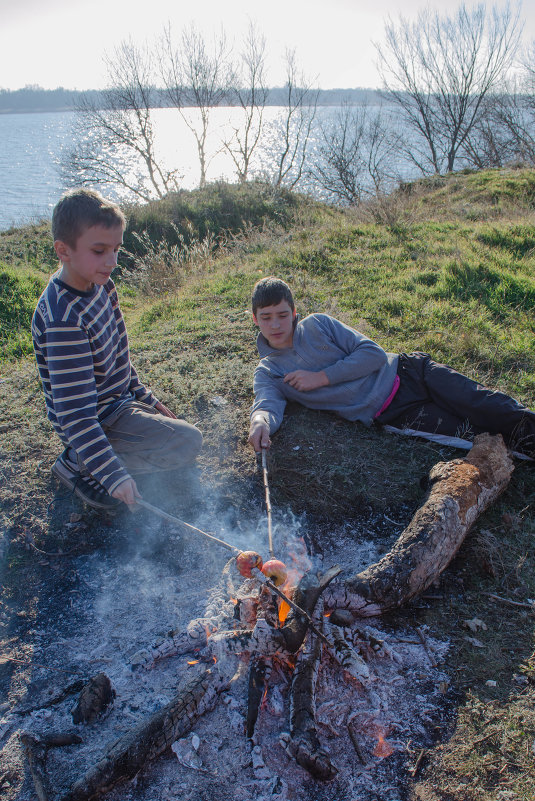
xmin=185 ymin=424 xmax=203 ymax=458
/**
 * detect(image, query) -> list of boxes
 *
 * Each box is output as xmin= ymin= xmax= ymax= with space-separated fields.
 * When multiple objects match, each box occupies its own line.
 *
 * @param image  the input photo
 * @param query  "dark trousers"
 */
xmin=376 ymin=352 xmax=535 ymax=457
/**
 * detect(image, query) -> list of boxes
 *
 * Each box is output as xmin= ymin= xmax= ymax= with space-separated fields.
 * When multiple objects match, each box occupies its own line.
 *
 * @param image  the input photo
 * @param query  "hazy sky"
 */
xmin=1 ymin=0 xmax=535 ymax=91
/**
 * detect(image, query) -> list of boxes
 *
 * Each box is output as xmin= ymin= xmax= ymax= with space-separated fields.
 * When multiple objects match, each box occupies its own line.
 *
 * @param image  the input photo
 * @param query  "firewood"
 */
xmin=60 ymin=666 xmax=228 ymax=801
xmin=284 ymin=601 xmax=337 ymax=781
xmin=71 ymin=674 xmax=115 ymax=724
xmin=324 ymin=433 xmax=514 ymax=615
xmin=281 ymin=566 xmax=341 ymax=653
xmin=246 ymin=657 xmax=272 ymax=739
xmin=20 ymin=734 xmax=50 ymax=801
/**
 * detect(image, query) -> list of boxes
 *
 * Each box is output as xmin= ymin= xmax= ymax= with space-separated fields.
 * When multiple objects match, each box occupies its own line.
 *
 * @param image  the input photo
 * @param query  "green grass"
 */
xmin=0 ymin=263 xmax=46 ymax=360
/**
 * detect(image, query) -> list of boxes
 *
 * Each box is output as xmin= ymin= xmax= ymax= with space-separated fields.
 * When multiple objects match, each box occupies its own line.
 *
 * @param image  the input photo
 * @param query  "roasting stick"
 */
xmin=136 ymin=498 xmax=241 ymax=555
xmin=261 ymin=448 xmax=275 ymax=558
xmin=136 ymin=497 xmax=334 ymax=651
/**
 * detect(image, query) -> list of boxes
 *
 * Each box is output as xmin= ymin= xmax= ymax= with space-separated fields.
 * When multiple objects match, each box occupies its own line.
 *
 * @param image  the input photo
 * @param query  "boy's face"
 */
xmin=254 ymin=300 xmax=295 ymax=350
xmin=55 ymin=224 xmax=124 ymax=293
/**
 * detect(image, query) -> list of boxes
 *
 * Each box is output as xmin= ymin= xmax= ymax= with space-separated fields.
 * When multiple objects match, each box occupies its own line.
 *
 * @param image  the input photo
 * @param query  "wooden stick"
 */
xmin=347 ymin=723 xmax=366 ymax=765
xmin=483 ymin=592 xmax=535 ymax=611
xmin=261 ymin=449 xmax=275 ymax=558
xmin=136 ymin=499 xmax=240 ymax=555
xmin=410 ymin=748 xmax=426 ymax=777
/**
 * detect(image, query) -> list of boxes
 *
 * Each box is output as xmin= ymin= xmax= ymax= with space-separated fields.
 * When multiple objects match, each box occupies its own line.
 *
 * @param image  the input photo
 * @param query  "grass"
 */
xmin=1 ymin=169 xmax=535 ymax=800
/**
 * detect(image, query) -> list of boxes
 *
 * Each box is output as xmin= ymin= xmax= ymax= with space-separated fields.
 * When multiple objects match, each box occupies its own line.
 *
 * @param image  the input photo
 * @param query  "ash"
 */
xmin=1 ymin=499 xmax=452 ymax=801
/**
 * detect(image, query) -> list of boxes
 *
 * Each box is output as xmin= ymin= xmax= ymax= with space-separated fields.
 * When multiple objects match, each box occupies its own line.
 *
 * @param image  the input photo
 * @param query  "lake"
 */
xmin=0 ymin=105 xmax=409 ymax=231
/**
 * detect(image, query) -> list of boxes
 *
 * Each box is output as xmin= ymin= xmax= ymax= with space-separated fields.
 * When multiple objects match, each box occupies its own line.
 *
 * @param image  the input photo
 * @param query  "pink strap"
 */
xmin=374 ymin=374 xmax=400 ymax=419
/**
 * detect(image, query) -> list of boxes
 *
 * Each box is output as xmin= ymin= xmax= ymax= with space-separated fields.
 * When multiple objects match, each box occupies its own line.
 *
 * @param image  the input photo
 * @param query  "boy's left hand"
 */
xmin=155 ymin=401 xmax=177 ymax=419
xmin=284 ymin=370 xmax=329 ymax=392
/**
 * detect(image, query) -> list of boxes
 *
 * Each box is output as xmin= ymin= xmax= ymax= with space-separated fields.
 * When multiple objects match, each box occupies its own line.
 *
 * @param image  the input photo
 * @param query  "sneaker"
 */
xmin=51 ymin=450 xmax=121 ymax=511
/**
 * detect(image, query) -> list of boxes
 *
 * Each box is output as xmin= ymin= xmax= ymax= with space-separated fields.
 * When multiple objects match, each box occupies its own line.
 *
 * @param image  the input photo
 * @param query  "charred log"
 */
xmin=246 ymin=657 xmax=272 ymax=739
xmin=281 ymin=566 xmax=341 ymax=653
xmin=71 ymin=674 xmax=115 ymax=724
xmin=21 ymin=732 xmax=83 ymax=801
xmin=284 ymin=603 xmax=337 ymax=781
xmin=60 ymin=666 xmax=228 ymax=801
xmin=324 ymin=434 xmax=514 ymax=615
xmin=21 ymin=734 xmax=50 ymax=801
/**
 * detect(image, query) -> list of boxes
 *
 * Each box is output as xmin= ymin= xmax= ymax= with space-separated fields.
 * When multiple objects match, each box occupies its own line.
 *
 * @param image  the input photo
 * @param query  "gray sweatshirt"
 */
xmin=251 ymin=313 xmax=399 ymax=433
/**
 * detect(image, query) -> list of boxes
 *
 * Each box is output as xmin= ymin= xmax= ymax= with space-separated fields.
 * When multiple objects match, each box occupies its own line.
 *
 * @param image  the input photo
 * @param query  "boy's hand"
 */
xmin=283 ymin=370 xmax=329 ymax=392
xmin=111 ymin=477 xmax=141 ymax=509
xmin=248 ymin=417 xmax=271 ymax=452
xmin=155 ymin=401 xmax=177 ymax=419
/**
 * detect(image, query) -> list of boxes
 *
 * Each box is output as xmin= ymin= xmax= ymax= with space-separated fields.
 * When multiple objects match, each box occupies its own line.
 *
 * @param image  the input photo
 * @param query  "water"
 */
xmin=0 ymin=105 xmax=409 ymax=231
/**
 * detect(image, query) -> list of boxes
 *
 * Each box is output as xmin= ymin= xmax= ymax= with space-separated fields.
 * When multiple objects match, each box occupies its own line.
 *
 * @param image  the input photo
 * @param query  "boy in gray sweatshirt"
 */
xmin=248 ymin=277 xmax=535 ymax=459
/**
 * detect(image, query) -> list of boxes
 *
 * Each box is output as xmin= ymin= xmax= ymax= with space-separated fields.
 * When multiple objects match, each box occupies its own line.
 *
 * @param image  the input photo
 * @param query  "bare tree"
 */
xmin=269 ymin=50 xmax=319 ymax=189
xmin=160 ymin=23 xmax=234 ymax=188
xmin=63 ymin=40 xmax=179 ymax=202
xmin=310 ymin=103 xmax=401 ymax=205
xmin=375 ymin=2 xmax=522 ymax=175
xmin=223 ymin=23 xmax=269 ymax=182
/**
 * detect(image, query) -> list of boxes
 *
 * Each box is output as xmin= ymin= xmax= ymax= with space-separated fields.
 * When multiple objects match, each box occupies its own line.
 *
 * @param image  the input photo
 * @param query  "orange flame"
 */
xmin=373 ymin=732 xmax=394 ymax=759
xmin=187 ymin=659 xmax=200 ymax=665
xmin=278 ymin=598 xmax=291 ymax=624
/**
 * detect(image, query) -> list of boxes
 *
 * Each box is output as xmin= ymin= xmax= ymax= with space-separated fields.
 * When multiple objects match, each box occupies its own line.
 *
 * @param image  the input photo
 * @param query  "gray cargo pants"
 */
xmin=100 ymin=400 xmax=202 ymax=474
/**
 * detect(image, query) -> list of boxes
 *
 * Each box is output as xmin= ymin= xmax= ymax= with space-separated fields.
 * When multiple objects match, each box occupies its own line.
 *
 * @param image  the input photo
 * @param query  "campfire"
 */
xmin=11 ymin=434 xmax=513 ymax=801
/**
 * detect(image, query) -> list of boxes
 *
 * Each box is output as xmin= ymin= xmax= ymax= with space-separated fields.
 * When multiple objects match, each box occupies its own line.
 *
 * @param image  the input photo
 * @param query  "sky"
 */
xmin=1 ymin=0 xmax=535 ymax=92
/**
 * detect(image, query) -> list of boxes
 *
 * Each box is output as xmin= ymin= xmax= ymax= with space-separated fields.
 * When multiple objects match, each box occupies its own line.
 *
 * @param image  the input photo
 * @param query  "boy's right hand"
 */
xmin=248 ymin=418 xmax=271 ymax=452
xmin=112 ymin=477 xmax=141 ymax=509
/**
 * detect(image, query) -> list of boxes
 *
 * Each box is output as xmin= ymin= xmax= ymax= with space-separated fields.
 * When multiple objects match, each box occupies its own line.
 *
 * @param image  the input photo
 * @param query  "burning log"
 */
xmin=60 ymin=666 xmax=228 ymax=801
xmin=282 ymin=601 xmax=338 ymax=781
xmin=280 ymin=566 xmax=341 ymax=653
xmin=324 ymin=433 xmax=514 ymax=615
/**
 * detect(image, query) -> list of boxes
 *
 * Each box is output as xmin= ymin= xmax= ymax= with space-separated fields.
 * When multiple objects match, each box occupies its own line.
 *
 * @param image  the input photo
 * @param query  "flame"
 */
xmin=212 ymin=656 xmax=217 ymax=664
xmin=373 ymin=730 xmax=394 ymax=759
xmin=230 ymin=597 xmax=238 ymax=605
xmin=260 ymin=685 xmax=269 ymax=709
xmin=187 ymin=659 xmax=200 ymax=665
xmin=278 ymin=598 xmax=291 ymax=624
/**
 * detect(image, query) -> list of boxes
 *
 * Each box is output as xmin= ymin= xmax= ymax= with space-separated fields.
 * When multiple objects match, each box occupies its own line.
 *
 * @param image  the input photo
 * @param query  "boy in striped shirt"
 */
xmin=32 ymin=189 xmax=202 ymax=511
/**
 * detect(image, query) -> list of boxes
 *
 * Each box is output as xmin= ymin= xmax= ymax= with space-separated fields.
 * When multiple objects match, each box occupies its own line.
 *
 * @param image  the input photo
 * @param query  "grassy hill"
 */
xmin=0 ymin=171 xmax=534 ymax=800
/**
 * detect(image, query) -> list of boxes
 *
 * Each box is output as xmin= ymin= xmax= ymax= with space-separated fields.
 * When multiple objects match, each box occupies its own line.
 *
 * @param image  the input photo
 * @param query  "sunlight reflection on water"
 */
xmin=0 ymin=106 xmax=293 ymax=230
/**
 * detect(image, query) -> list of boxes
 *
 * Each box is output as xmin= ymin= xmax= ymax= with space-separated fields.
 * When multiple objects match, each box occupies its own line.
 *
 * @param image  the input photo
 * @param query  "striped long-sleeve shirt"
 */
xmin=32 ymin=272 xmax=158 ymax=493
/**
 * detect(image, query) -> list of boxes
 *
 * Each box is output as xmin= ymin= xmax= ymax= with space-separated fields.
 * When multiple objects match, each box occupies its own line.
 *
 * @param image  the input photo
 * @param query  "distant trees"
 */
xmin=159 ymin=24 xmax=235 ymax=188
xmin=63 ymin=41 xmax=178 ymax=202
xmin=268 ymin=50 xmax=319 ymax=189
xmin=309 ymin=103 xmax=400 ymax=205
xmin=58 ymin=4 xmax=535 ymax=209
xmin=223 ymin=23 xmax=269 ymax=183
xmin=376 ymin=2 xmax=522 ymax=174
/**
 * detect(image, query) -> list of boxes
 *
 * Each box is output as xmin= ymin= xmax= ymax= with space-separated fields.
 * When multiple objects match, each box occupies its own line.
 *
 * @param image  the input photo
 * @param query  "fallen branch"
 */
xmin=325 ymin=434 xmax=514 ymax=615
xmin=60 ymin=666 xmax=228 ymax=801
xmin=284 ymin=601 xmax=337 ymax=781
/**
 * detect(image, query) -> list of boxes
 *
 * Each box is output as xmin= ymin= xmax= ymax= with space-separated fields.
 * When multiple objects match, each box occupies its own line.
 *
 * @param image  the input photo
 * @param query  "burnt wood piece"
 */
xmin=246 ymin=657 xmax=273 ymax=739
xmin=286 ymin=603 xmax=337 ymax=781
xmin=21 ymin=732 xmax=83 ymax=801
xmin=281 ymin=566 xmax=341 ymax=653
xmin=71 ymin=674 xmax=115 ymax=724
xmin=60 ymin=666 xmax=228 ymax=801
xmin=20 ymin=734 xmax=50 ymax=801
xmin=324 ymin=433 xmax=514 ymax=616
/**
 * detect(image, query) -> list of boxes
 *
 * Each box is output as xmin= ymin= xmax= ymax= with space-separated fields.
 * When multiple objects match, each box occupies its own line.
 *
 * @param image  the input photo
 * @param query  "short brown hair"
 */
xmin=52 ymin=188 xmax=126 ymax=248
xmin=252 ymin=276 xmax=295 ymax=316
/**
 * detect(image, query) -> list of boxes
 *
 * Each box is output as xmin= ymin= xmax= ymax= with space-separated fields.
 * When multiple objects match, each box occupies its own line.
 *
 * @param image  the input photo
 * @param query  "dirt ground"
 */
xmin=1 ymin=364 xmax=535 ymax=801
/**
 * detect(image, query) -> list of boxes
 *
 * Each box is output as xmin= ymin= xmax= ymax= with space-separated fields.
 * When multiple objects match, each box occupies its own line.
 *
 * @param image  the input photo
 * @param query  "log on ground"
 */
xmin=325 ymin=433 xmax=514 ymax=616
